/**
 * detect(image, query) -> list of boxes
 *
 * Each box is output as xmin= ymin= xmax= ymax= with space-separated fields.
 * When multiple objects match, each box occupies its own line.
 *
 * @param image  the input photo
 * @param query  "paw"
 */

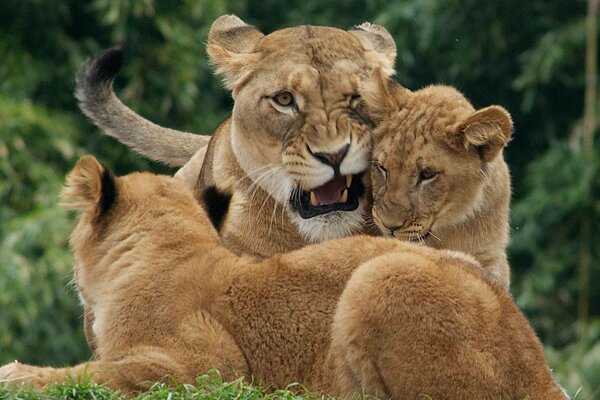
xmin=0 ymin=361 xmax=49 ymax=389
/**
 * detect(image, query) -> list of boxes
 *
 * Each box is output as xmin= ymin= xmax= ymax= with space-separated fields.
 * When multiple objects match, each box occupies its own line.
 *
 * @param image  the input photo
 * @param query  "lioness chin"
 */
xmin=77 ymin=15 xmax=395 ymax=258
xmin=361 ymin=69 xmax=513 ymax=288
xmin=0 ymin=156 xmax=567 ymax=400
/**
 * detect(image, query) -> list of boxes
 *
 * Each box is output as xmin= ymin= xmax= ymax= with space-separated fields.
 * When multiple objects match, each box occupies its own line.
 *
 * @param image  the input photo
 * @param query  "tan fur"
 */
xmin=196 ymin=16 xmax=394 ymax=256
xmin=0 ymin=156 xmax=566 ymax=399
xmin=362 ymin=69 xmax=513 ymax=288
xmin=173 ymin=143 xmax=208 ymax=188
xmin=78 ymin=15 xmax=393 ymax=257
xmin=76 ymin=46 xmax=212 ymax=167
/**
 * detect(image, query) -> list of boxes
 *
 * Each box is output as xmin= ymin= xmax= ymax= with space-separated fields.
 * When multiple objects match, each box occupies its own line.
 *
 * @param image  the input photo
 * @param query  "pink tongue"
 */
xmin=312 ymin=175 xmax=346 ymax=205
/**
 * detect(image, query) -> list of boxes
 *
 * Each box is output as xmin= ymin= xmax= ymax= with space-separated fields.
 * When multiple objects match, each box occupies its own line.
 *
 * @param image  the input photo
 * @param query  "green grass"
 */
xmin=0 ymin=373 xmax=331 ymax=400
xmin=0 ymin=370 xmax=572 ymax=400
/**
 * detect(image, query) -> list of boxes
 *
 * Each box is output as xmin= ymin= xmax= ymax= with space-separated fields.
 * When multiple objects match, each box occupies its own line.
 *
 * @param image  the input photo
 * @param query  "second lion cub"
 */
xmin=0 ymin=156 xmax=567 ymax=399
xmin=362 ymin=69 xmax=513 ymax=288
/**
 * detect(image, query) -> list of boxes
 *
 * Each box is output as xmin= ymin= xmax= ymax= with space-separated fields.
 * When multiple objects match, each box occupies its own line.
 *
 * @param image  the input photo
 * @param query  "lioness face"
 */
xmin=363 ymin=74 xmax=512 ymax=243
xmin=208 ymin=18 xmax=396 ymax=243
xmin=233 ymin=34 xmax=373 ymax=242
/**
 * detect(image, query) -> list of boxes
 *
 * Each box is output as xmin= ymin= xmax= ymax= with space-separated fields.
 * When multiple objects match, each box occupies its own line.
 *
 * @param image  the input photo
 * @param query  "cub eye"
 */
xmin=349 ymin=94 xmax=362 ymax=109
xmin=272 ymin=91 xmax=295 ymax=107
xmin=375 ymin=163 xmax=388 ymax=178
xmin=418 ymin=169 xmax=438 ymax=183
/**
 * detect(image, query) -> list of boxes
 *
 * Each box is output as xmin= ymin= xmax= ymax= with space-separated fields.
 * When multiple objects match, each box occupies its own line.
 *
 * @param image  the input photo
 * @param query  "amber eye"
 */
xmin=418 ymin=168 xmax=438 ymax=183
xmin=273 ymin=91 xmax=295 ymax=107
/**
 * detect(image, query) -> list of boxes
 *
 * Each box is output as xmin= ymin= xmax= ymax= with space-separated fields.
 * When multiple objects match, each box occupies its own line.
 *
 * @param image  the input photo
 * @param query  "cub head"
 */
xmin=60 ymin=156 xmax=215 ymax=271
xmin=361 ymin=69 xmax=512 ymax=242
xmin=208 ymin=15 xmax=396 ymax=242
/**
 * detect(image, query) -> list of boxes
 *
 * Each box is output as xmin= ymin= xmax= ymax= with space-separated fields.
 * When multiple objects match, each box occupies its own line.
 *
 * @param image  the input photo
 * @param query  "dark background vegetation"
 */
xmin=0 ymin=0 xmax=598 ymax=398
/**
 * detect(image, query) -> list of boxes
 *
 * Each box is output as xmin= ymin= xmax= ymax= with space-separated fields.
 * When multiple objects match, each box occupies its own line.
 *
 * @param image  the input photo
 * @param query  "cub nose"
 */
xmin=377 ymin=215 xmax=408 ymax=234
xmin=308 ymin=143 xmax=350 ymax=175
xmin=382 ymin=222 xmax=404 ymax=234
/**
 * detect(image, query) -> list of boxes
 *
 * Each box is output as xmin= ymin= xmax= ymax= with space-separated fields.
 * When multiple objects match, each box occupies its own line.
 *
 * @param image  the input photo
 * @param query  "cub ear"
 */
xmin=349 ymin=23 xmax=397 ymax=76
xmin=207 ymin=15 xmax=264 ymax=91
xmin=360 ymin=67 xmax=411 ymax=123
xmin=456 ymin=106 xmax=513 ymax=162
xmin=60 ymin=155 xmax=116 ymax=215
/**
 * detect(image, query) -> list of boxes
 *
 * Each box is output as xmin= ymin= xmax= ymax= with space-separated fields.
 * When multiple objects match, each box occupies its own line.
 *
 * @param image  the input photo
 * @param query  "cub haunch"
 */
xmin=0 ymin=156 xmax=567 ymax=400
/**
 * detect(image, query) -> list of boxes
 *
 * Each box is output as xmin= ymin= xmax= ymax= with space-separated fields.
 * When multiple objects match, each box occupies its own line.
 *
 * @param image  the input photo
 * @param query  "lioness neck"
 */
xmin=197 ymin=120 xmax=306 ymax=258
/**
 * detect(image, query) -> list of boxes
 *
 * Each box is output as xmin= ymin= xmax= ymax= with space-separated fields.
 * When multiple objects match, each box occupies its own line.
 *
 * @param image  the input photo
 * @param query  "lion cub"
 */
xmin=0 ymin=156 xmax=567 ymax=399
xmin=361 ymin=69 xmax=513 ymax=288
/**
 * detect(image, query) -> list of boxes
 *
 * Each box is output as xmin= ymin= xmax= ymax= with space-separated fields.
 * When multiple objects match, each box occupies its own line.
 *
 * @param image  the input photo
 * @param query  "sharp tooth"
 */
xmin=346 ymin=175 xmax=353 ymax=188
xmin=340 ymin=189 xmax=348 ymax=203
xmin=310 ymin=192 xmax=319 ymax=206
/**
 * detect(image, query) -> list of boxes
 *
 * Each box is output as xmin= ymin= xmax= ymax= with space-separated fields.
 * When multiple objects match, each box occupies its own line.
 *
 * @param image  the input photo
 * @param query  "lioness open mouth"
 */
xmin=292 ymin=173 xmax=365 ymax=219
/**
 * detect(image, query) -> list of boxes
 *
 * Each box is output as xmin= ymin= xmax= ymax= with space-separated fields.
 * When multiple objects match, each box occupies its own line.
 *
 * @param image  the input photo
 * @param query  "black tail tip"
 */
xmin=80 ymin=44 xmax=127 ymax=85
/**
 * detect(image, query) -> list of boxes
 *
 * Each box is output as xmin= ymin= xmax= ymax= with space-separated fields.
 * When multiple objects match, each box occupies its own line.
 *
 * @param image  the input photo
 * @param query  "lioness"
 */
xmin=77 ymin=15 xmax=396 ymax=257
xmin=0 ymin=156 xmax=567 ymax=400
xmin=361 ymin=69 xmax=513 ymax=288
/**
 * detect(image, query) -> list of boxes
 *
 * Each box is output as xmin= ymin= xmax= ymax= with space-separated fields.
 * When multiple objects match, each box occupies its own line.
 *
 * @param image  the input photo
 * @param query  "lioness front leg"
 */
xmin=0 ymin=348 xmax=187 ymax=392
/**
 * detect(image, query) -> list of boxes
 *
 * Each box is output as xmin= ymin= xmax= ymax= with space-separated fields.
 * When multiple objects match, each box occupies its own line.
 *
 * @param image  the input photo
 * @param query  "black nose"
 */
xmin=309 ymin=144 xmax=350 ymax=175
xmin=383 ymin=222 xmax=403 ymax=233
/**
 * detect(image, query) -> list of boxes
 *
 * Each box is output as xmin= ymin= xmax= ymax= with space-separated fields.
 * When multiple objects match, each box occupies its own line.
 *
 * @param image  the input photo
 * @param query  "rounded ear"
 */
xmin=60 ymin=155 xmax=116 ymax=215
xmin=359 ymin=68 xmax=411 ymax=123
xmin=455 ymin=105 xmax=513 ymax=162
xmin=349 ymin=23 xmax=397 ymax=76
xmin=207 ymin=15 xmax=264 ymax=91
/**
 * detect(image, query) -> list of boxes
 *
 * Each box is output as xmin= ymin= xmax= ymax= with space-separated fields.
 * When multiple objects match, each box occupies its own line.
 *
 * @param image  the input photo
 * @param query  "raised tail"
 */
xmin=76 ymin=46 xmax=210 ymax=167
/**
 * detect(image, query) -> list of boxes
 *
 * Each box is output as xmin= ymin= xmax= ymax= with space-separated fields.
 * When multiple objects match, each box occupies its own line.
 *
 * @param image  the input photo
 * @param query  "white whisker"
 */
xmin=246 ymin=165 xmax=287 ymax=212
xmin=429 ymin=231 xmax=442 ymax=243
xmin=268 ymin=188 xmax=280 ymax=235
xmin=254 ymin=172 xmax=284 ymax=220
xmin=281 ymin=191 xmax=291 ymax=228
xmin=415 ymin=233 xmax=422 ymax=245
xmin=365 ymin=218 xmax=382 ymax=234
xmin=257 ymin=188 xmax=275 ymax=217
xmin=236 ymin=163 xmax=277 ymax=183
xmin=268 ymin=184 xmax=289 ymax=236
xmin=245 ymin=167 xmax=280 ymax=204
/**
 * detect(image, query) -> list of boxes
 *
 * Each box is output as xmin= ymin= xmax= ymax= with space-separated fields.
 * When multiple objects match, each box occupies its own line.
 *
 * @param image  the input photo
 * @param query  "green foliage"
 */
xmin=509 ymin=143 xmax=600 ymax=397
xmin=88 ymin=0 xmax=233 ymax=133
xmin=546 ymin=321 xmax=600 ymax=400
xmin=511 ymin=143 xmax=600 ymax=346
xmin=0 ymin=96 xmax=89 ymax=365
